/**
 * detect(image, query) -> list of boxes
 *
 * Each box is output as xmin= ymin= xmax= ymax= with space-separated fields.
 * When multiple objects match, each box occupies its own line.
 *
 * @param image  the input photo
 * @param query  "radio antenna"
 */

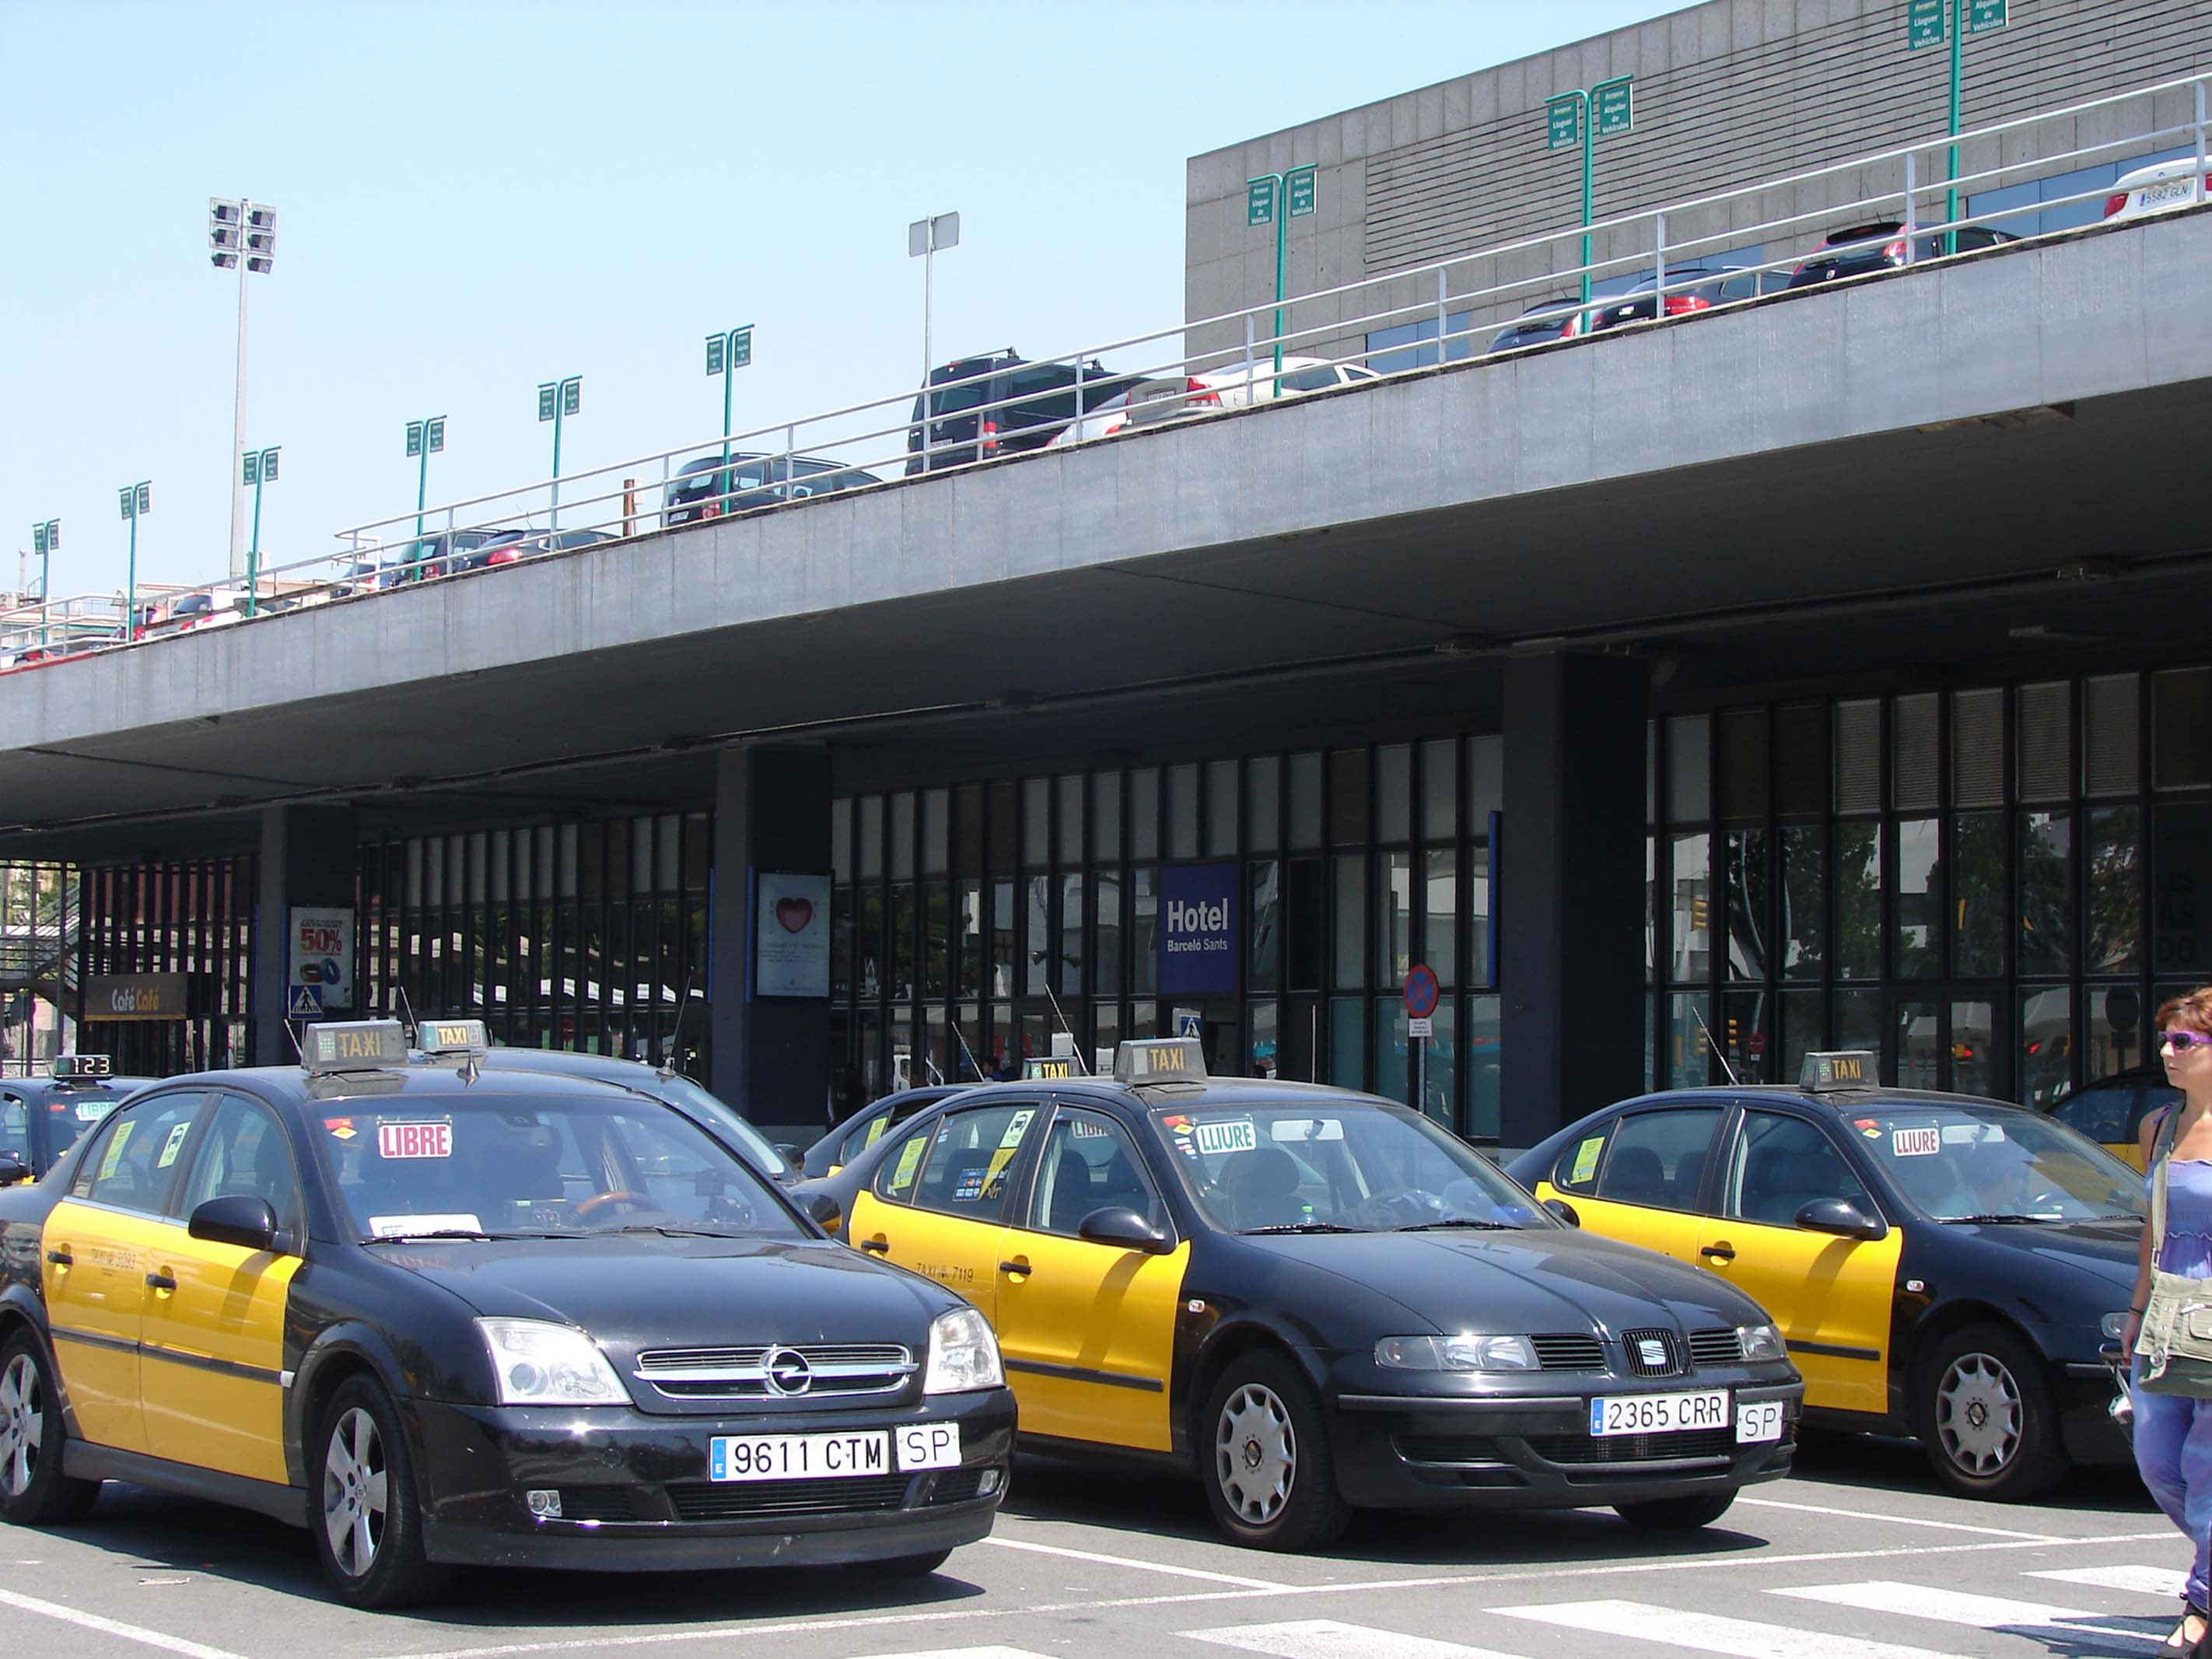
xmin=663 ymin=968 xmax=698 ymax=1078
xmin=282 ymin=1017 xmax=305 ymax=1064
xmin=394 ymin=984 xmax=418 ymax=1042
xmin=950 ymin=1018 xmax=985 ymax=1083
xmin=1692 ymin=1003 xmax=1741 ymax=1086
xmin=1041 ymin=985 xmax=1092 ymax=1074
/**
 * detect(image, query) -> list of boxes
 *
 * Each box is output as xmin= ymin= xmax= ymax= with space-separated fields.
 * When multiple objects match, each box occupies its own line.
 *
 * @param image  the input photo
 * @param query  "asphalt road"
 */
xmin=0 ymin=1435 xmax=2182 ymax=1659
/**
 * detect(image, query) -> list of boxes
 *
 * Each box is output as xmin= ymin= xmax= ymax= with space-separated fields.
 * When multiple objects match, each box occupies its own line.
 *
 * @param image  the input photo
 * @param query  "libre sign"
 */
xmin=1159 ymin=864 xmax=1237 ymax=996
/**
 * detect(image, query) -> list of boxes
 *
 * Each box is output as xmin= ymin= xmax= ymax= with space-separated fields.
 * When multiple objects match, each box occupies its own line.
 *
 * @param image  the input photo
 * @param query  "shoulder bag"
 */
xmin=2137 ymin=1104 xmax=2212 ymax=1397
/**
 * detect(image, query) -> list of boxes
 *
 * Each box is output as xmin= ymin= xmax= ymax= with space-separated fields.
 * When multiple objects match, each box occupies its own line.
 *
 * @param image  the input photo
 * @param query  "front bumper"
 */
xmin=2057 ymin=1360 xmax=2135 ymax=1468
xmin=1327 ymin=1374 xmax=1803 ymax=1511
xmin=406 ymin=1386 xmax=1017 ymax=1571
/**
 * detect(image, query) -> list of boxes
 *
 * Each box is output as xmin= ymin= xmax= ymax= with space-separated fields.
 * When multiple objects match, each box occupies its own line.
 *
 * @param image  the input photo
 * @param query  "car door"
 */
xmin=1536 ymin=1104 xmax=1725 ymax=1266
xmin=138 ymin=1093 xmax=306 ymax=1482
xmin=40 ymin=1090 xmax=210 ymax=1453
xmin=991 ymin=1102 xmax=1186 ymax=1451
xmin=1696 ymin=1106 xmax=1900 ymax=1417
xmin=844 ymin=1098 xmax=1046 ymax=1321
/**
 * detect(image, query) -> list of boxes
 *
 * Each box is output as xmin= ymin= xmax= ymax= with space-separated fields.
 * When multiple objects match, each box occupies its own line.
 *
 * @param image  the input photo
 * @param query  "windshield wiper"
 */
xmin=362 ymin=1229 xmax=583 ymax=1243
xmin=1243 ymin=1221 xmax=1365 ymax=1234
xmin=1393 ymin=1220 xmax=1517 ymax=1231
xmin=1943 ymin=1213 xmax=2058 ymax=1225
xmin=604 ymin=1223 xmax=755 ymax=1239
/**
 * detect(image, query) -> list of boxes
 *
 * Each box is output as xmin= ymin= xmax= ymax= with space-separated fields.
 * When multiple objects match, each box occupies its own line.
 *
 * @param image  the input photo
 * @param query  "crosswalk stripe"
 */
xmin=1771 ymin=1580 xmax=2161 ymax=1646
xmin=2030 ymin=1564 xmax=2191 ymax=1598
xmin=1184 ymin=1620 xmax=1526 ymax=1659
xmin=848 ymin=1649 xmax=1047 ymax=1659
xmin=1493 ymin=1598 xmax=1958 ymax=1659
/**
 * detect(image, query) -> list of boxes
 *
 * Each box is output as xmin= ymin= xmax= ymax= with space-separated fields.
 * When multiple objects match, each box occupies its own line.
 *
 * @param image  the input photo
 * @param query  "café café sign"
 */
xmin=84 ymin=973 xmax=190 ymax=1021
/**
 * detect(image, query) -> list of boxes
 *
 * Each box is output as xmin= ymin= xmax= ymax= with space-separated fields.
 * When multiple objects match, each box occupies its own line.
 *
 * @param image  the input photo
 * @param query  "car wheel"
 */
xmin=872 ymin=1547 xmax=953 ymax=1577
xmin=1613 ymin=1490 xmax=1737 ymax=1530
xmin=1916 ymin=1322 xmax=2067 ymax=1502
xmin=313 ymin=1375 xmax=450 ymax=1608
xmin=0 ymin=1330 xmax=98 ymax=1527
xmin=1199 ymin=1351 xmax=1350 ymax=1552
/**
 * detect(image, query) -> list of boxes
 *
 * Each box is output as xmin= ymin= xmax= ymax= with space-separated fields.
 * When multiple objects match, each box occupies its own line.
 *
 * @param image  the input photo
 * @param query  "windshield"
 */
xmin=642 ymin=1073 xmax=793 ymax=1180
xmin=1853 ymin=1104 xmax=2144 ymax=1222
xmin=1153 ymin=1099 xmax=1546 ymax=1233
xmin=315 ymin=1092 xmax=806 ymax=1241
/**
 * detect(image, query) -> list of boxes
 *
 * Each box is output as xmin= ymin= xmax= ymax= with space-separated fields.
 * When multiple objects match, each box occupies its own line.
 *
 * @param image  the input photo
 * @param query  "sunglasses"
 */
xmin=2161 ymin=1030 xmax=2212 ymax=1053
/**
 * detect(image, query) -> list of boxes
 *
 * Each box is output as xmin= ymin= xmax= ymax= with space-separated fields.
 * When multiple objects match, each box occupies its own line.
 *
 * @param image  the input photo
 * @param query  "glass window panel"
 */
xmin=1376 ymin=745 xmax=1411 ymax=844
xmin=1722 ymin=989 xmax=1769 ymax=1083
xmin=891 ymin=881 xmax=915 ymax=999
xmin=1329 ymin=749 xmax=1368 ymax=845
xmin=1779 ymin=986 xmax=1821 ymax=1083
xmin=1896 ymin=818 xmax=1942 ymax=978
xmin=2155 ymin=667 xmax=2210 ymax=790
xmin=656 ymin=814 xmax=681 ymax=892
xmin=956 ymin=879 xmax=982 ymax=997
xmin=1666 ymin=992 xmax=1713 ymax=1089
xmin=681 ymin=815 xmax=708 ymax=893
xmin=1289 ymin=752 xmax=1323 ymax=849
xmin=1951 ymin=810 xmax=2005 ymax=977
xmin=955 ymin=784 xmax=984 ymax=873
xmin=989 ymin=878 xmax=1015 ymax=999
xmin=2153 ymin=803 xmax=2210 ymax=977
xmin=1094 ymin=1000 xmax=1122 ymax=1068
xmin=859 ymin=796 xmax=884 ymax=880
xmin=889 ymin=793 xmax=915 ymax=880
xmin=1669 ymin=832 xmax=1710 ymax=985
xmin=1836 ymin=822 xmax=1882 ymax=980
xmin=1645 ymin=835 xmax=1657 ymax=985
xmin=1422 ymin=739 xmax=1457 ymax=843
xmin=1129 ymin=768 xmax=1160 ymax=860
xmin=1423 ymin=847 xmax=1457 ymax=987
xmin=1375 ymin=1000 xmax=1409 ymax=1108
xmin=1466 ymin=840 xmax=1490 ymax=987
xmin=2021 ymin=987 xmax=2075 ymax=1108
xmin=1132 ymin=867 xmax=1158 ymax=995
xmin=1159 ymin=764 xmax=1196 ymax=860
xmin=1056 ymin=775 xmax=1083 ymax=866
xmin=2087 ymin=806 xmax=2142 ymax=975
xmin=1951 ymin=999 xmax=1996 ymax=1098
xmin=1725 ymin=828 xmax=1769 ymax=982
xmin=1248 ymin=757 xmax=1279 ymax=852
xmin=1378 ymin=851 xmax=1412 ymax=989
xmin=832 ymin=885 xmax=854 ymax=1001
xmin=1024 ymin=874 xmax=1051 ymax=995
xmin=1668 ymin=716 xmax=1710 ymax=824
xmin=1206 ymin=761 xmax=1238 ymax=856
xmin=1328 ymin=996 xmax=1365 ymax=1089
xmin=1466 ymin=994 xmax=1502 ymax=1140
xmin=1835 ymin=985 xmax=1882 ymax=1065
xmin=1286 ymin=858 xmax=1324 ymax=992
xmin=1130 ymin=999 xmax=1157 ymax=1040
xmin=1023 ymin=779 xmax=1049 ymax=868
xmin=1419 ymin=999 xmax=1454 ymax=1126
xmin=1333 ymin=855 xmax=1367 ymax=989
xmin=1059 ymin=873 xmax=1085 ymax=996
xmin=2018 ymin=810 xmax=2073 ymax=978
xmin=1780 ymin=825 xmax=1825 ymax=981
xmin=922 ymin=789 xmax=950 ymax=876
xmin=1896 ymin=997 xmax=1941 ymax=1089
xmin=1467 ymin=736 xmax=1503 ymax=824
xmin=988 ymin=779 xmax=1017 ymax=872
xmin=923 ymin=882 xmax=949 ymax=998
xmin=2084 ymin=982 xmax=2147 ymax=1083
xmin=1093 ymin=773 xmax=1122 ymax=863
xmin=1094 ymin=872 xmax=1122 ymax=998
xmin=1248 ymin=999 xmax=1279 ymax=1080
xmin=1249 ymin=860 xmax=1280 ymax=992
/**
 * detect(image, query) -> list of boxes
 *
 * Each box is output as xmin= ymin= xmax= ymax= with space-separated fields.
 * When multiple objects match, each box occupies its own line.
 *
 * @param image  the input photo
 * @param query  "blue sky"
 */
xmin=3 ymin=1 xmax=1675 ymax=599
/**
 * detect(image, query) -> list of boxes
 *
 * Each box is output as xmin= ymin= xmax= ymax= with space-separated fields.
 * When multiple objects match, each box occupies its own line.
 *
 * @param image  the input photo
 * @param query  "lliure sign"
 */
xmin=1159 ymin=864 xmax=1237 ymax=996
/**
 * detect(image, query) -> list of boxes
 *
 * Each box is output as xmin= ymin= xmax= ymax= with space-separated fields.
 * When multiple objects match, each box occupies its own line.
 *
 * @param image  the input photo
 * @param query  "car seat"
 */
xmin=1601 ymin=1144 xmax=1668 ymax=1204
xmin=1221 ymin=1146 xmax=1304 ymax=1229
xmin=1047 ymin=1147 xmax=1097 ymax=1232
xmin=1674 ymin=1149 xmax=1706 ymax=1207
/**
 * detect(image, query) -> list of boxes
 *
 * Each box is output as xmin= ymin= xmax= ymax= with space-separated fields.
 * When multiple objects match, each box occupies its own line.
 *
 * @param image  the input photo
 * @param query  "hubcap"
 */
xmin=322 ymin=1407 xmax=390 ymax=1579
xmin=1214 ymin=1382 xmax=1295 ymax=1526
xmin=1935 ymin=1350 xmax=2021 ymax=1476
xmin=0 ymin=1353 xmax=42 ymax=1499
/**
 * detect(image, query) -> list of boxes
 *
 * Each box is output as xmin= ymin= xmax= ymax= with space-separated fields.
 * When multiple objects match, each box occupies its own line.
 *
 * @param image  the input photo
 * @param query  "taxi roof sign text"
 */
xmin=1022 ymin=1055 xmax=1079 ymax=1080
xmin=51 ymin=1054 xmax=112 ymax=1081
xmin=305 ymin=1021 xmax=411 ymax=1074
xmin=1800 ymin=1050 xmax=1877 ymax=1092
xmin=1113 ymin=1037 xmax=1208 ymax=1085
xmin=416 ymin=1017 xmax=489 ymax=1058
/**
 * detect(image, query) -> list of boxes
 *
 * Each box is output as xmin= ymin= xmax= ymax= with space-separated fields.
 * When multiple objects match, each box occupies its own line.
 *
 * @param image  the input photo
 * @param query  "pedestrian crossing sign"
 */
xmin=288 ymin=985 xmax=323 ymax=1018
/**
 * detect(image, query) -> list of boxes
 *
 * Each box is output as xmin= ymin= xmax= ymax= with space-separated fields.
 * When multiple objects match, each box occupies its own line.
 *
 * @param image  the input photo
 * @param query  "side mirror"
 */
xmin=1796 ymin=1196 xmax=1886 ymax=1241
xmin=1542 ymin=1197 xmax=1580 ymax=1228
xmin=0 ymin=1157 xmax=30 ymax=1187
xmin=802 ymin=1191 xmax=843 ymax=1234
xmin=188 ymin=1194 xmax=282 ymax=1253
xmin=774 ymin=1143 xmax=805 ymax=1163
xmin=1076 ymin=1206 xmax=1174 ymax=1255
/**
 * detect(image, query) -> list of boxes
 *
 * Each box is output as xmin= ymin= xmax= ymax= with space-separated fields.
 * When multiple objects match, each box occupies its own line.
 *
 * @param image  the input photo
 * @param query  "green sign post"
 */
xmin=1545 ymin=75 xmax=1634 ymax=305
xmin=404 ymin=415 xmax=447 ymax=560
xmin=538 ymin=376 xmax=582 ymax=530
xmin=1908 ymin=0 xmax=2008 ymax=253
xmin=1244 ymin=163 xmax=1318 ymax=380
xmin=240 ymin=446 xmax=279 ymax=616
xmin=117 ymin=481 xmax=149 ymax=642
xmin=705 ymin=325 xmax=755 ymax=492
xmin=30 ymin=519 xmax=57 ymax=646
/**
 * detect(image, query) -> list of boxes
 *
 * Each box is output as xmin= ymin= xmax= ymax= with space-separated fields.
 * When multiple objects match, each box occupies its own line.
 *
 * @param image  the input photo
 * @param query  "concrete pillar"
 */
xmin=1500 ymin=652 xmax=1647 ymax=1149
xmin=251 ymin=804 xmax=359 ymax=1065
xmin=709 ymin=745 xmax=833 ymax=1137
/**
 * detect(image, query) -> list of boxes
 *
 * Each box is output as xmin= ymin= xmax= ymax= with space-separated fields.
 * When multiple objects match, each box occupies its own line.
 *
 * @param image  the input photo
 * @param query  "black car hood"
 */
xmin=1235 ymin=1227 xmax=1769 ymax=1335
xmin=373 ymin=1233 xmax=952 ymax=1349
xmin=1945 ymin=1216 xmax=2139 ymax=1294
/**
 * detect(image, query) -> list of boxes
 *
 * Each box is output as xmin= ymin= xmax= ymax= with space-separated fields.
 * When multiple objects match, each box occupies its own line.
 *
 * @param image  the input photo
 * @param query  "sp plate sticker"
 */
xmin=378 ymin=1121 xmax=453 ymax=1160
xmin=1892 ymin=1126 xmax=1942 ymax=1157
xmin=1193 ymin=1118 xmax=1258 ymax=1157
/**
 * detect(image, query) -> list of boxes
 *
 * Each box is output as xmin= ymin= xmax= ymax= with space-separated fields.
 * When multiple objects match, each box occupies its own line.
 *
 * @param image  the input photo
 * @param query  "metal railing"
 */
xmin=5 ymin=68 xmax=2207 ymax=667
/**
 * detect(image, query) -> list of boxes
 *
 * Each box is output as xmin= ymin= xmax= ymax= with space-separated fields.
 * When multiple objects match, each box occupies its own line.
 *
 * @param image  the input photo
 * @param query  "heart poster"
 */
xmin=755 ymin=871 xmax=831 ymax=997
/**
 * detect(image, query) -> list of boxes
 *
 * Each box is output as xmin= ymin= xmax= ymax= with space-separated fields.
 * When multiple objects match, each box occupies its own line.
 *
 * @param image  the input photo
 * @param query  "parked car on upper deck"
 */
xmin=663 ymin=454 xmax=881 ymax=527
xmin=1486 ymin=297 xmax=1587 ymax=354
xmin=2103 ymin=157 xmax=2212 ymax=222
xmin=907 ymin=352 xmax=1140 ymax=472
xmin=1585 ymin=264 xmax=1793 ymax=332
xmin=1043 ymin=356 xmax=1382 ymax=448
xmin=1787 ymin=220 xmax=2019 ymax=288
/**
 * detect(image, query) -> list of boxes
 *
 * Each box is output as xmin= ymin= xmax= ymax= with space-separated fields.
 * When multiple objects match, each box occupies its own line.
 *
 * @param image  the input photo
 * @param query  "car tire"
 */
xmin=312 ymin=1374 xmax=450 ymax=1608
xmin=1613 ymin=1489 xmax=1737 ymax=1531
xmin=1916 ymin=1322 xmax=2067 ymax=1502
xmin=1199 ymin=1351 xmax=1350 ymax=1552
xmin=0 ymin=1328 xmax=98 ymax=1528
xmin=872 ymin=1547 xmax=954 ymax=1577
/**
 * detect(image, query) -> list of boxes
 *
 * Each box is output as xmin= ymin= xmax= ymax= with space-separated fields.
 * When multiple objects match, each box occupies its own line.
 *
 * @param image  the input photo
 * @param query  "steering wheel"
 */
xmin=574 ymin=1188 xmax=650 ymax=1220
xmin=1344 ymin=1188 xmax=1450 ymax=1229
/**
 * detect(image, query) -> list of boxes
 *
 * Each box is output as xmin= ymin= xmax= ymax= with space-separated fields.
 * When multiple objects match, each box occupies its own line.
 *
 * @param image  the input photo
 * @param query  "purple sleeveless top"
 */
xmin=2154 ymin=1158 xmax=2212 ymax=1279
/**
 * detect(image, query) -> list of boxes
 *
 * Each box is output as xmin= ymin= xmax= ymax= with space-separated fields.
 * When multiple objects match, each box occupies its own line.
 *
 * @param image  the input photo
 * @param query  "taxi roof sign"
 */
xmin=415 ymin=1017 xmax=489 ymax=1059
xmin=1113 ymin=1037 xmax=1208 ymax=1085
xmin=305 ymin=1020 xmax=411 ymax=1074
xmin=1800 ymin=1050 xmax=1877 ymax=1092
xmin=1022 ymin=1055 xmax=1080 ymax=1080
xmin=51 ymin=1054 xmax=112 ymax=1080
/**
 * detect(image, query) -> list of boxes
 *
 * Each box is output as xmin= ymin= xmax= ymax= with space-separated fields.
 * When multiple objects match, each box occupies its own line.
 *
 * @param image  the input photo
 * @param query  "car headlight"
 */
xmin=1375 ymin=1333 xmax=1538 ymax=1371
xmin=923 ymin=1307 xmax=1003 ymax=1393
xmin=1738 ymin=1322 xmax=1787 ymax=1364
xmin=478 ymin=1318 xmax=628 ymax=1406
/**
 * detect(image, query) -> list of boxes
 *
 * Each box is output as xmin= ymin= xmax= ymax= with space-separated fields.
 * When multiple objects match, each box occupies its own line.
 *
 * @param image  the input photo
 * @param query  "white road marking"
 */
xmin=850 ymin=1650 xmax=1047 ymax=1659
xmin=1496 ymin=1598 xmax=1962 ymax=1658
xmin=0 ymin=1586 xmax=247 ymax=1659
xmin=1185 ymin=1618 xmax=1527 ymax=1658
xmin=1734 ymin=1495 xmax=2061 ymax=1540
xmin=1772 ymin=1580 xmax=2161 ymax=1645
xmin=982 ymin=1535 xmax=1290 ymax=1588
xmin=2031 ymin=1564 xmax=2192 ymax=1598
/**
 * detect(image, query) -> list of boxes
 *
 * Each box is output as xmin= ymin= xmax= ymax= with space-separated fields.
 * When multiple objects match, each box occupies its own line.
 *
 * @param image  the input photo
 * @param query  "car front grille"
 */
xmin=1527 ymin=1426 xmax=1739 ymax=1464
xmin=667 ymin=1474 xmax=912 ymax=1521
xmin=1619 ymin=1328 xmax=1685 ymax=1377
xmin=632 ymin=1342 xmax=915 ymax=1400
xmin=1531 ymin=1333 xmax=1606 ymax=1372
xmin=555 ymin=1486 xmax=647 ymax=1523
xmin=1688 ymin=1328 xmax=1743 ymax=1368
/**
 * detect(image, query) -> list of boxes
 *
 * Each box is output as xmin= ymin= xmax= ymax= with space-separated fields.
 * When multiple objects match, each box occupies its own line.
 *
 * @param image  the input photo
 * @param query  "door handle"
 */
xmin=998 ymin=1259 xmax=1032 ymax=1277
xmin=145 ymin=1271 xmax=177 ymax=1291
xmin=1700 ymin=1244 xmax=1736 ymax=1262
xmin=45 ymin=1248 xmax=71 ymax=1268
xmin=859 ymin=1237 xmax=891 ymax=1255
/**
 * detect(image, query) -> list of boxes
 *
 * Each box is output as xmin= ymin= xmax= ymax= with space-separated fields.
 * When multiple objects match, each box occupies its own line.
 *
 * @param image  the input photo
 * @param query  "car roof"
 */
xmin=1609 ymin=1083 xmax=2027 ymax=1116
xmin=928 ymin=1075 xmax=1405 ymax=1113
xmin=143 ymin=1062 xmax=639 ymax=1108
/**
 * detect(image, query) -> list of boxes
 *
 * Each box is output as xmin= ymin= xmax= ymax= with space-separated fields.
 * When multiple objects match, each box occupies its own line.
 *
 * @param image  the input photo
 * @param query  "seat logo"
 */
xmin=1637 ymin=1337 xmax=1670 ymax=1370
xmin=762 ymin=1346 xmax=814 ymax=1396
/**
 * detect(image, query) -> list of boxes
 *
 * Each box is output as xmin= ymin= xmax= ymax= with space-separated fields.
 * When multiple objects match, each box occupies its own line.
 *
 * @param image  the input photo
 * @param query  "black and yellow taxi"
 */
xmin=0 ymin=1021 xmax=1013 ymax=1608
xmin=2048 ymin=1062 xmax=2179 ymax=1171
xmin=0 ymin=1055 xmax=156 ymax=1181
xmin=800 ymin=1085 xmax=975 ymax=1179
xmin=798 ymin=1038 xmax=1801 ymax=1552
xmin=1507 ymin=1052 xmax=2142 ymax=1502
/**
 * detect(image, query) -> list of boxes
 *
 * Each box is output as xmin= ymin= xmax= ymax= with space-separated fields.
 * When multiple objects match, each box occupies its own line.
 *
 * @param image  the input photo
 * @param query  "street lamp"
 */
xmin=705 ymin=325 xmax=754 ymax=487
xmin=116 ymin=481 xmax=150 ymax=642
xmin=907 ymin=212 xmax=959 ymax=384
xmin=208 ymin=197 xmax=276 ymax=584
xmin=29 ymin=520 xmax=58 ymax=646
xmin=240 ymin=446 xmax=278 ymax=615
xmin=1244 ymin=167 xmax=1318 ymax=379
xmin=537 ymin=376 xmax=581 ymax=530
xmin=404 ymin=416 xmax=447 ymax=552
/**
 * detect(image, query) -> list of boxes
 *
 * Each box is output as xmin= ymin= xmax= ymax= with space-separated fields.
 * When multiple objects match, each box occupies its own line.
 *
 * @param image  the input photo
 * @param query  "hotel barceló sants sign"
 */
xmin=1159 ymin=864 xmax=1237 ymax=996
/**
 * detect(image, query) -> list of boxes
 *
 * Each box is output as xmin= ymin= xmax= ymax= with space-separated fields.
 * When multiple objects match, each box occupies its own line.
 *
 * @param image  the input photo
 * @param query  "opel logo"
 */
xmin=762 ymin=1346 xmax=814 ymax=1397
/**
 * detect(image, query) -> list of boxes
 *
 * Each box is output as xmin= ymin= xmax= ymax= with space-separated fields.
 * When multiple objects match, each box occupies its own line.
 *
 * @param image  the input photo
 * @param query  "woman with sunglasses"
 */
xmin=2129 ymin=988 xmax=2212 ymax=1657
